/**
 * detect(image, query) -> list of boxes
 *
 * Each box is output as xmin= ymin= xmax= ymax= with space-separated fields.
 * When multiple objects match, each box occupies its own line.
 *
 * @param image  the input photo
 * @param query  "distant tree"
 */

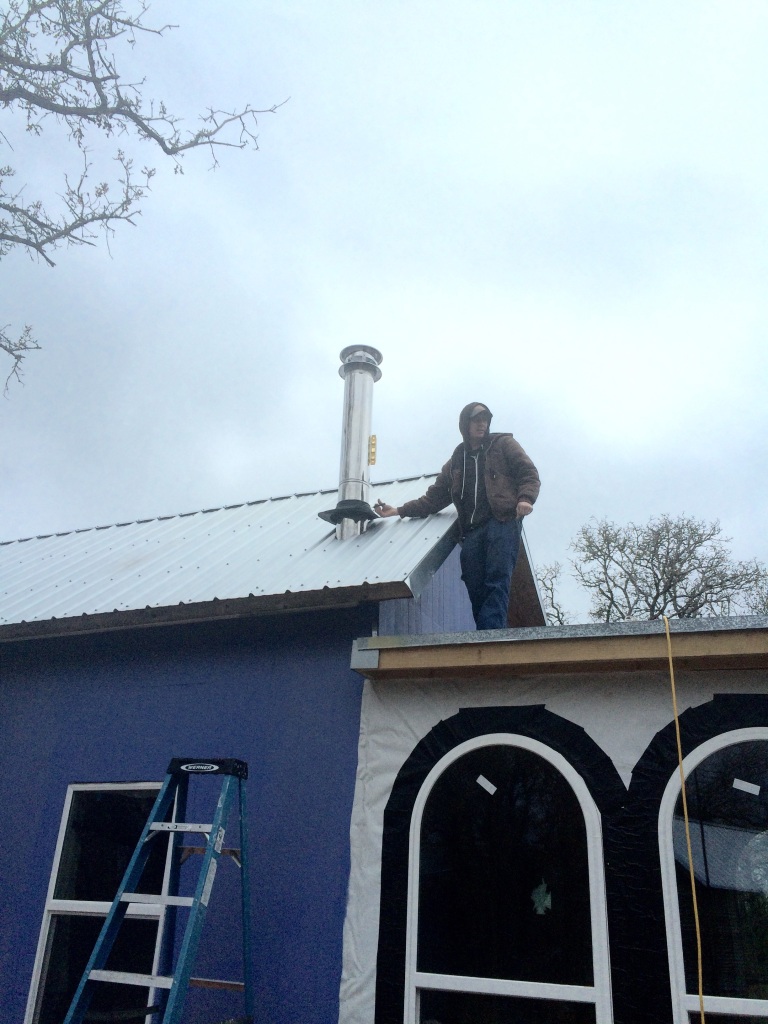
xmin=570 ymin=514 xmax=767 ymax=623
xmin=535 ymin=560 xmax=571 ymax=626
xmin=744 ymin=582 xmax=768 ymax=616
xmin=1 ymin=0 xmax=278 ymax=387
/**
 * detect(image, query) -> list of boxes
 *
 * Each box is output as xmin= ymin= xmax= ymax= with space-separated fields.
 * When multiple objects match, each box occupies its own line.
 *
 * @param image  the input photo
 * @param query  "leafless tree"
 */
xmin=571 ymin=514 xmax=767 ymax=623
xmin=535 ymin=561 xmax=571 ymax=625
xmin=743 ymin=582 xmax=768 ymax=616
xmin=1 ymin=0 xmax=279 ymax=387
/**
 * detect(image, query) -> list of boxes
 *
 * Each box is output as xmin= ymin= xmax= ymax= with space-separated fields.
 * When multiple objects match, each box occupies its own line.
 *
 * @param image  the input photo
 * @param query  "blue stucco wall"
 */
xmin=0 ymin=607 xmax=374 ymax=1024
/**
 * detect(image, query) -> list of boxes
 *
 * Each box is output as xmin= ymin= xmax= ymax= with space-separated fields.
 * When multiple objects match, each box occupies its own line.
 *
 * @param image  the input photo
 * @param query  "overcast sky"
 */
xmin=2 ymin=1 xmax=767 ymax=622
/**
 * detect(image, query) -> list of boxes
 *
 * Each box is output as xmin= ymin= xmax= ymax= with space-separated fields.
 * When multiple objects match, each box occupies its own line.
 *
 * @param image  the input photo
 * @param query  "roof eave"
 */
xmin=0 ymin=580 xmax=413 ymax=643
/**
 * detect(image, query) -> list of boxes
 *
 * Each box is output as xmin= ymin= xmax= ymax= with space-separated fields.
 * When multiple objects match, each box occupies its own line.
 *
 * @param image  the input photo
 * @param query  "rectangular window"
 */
xmin=25 ymin=783 xmax=169 ymax=1024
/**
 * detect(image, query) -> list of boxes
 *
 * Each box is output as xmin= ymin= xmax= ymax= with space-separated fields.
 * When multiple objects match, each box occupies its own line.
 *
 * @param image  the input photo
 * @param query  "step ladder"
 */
xmin=63 ymin=758 xmax=253 ymax=1024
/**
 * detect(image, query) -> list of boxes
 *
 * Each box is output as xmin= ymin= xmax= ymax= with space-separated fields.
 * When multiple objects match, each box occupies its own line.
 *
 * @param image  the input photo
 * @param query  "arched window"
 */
xmin=660 ymin=728 xmax=768 ymax=1022
xmin=404 ymin=733 xmax=613 ymax=1023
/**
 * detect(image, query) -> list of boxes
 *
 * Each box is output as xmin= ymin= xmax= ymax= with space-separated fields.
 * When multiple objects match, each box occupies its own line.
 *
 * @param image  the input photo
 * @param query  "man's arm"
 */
xmin=499 ymin=435 xmax=540 ymax=516
xmin=375 ymin=461 xmax=453 ymax=518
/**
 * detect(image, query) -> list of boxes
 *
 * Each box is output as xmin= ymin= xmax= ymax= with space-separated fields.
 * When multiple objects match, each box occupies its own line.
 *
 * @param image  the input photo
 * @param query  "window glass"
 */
xmin=54 ymin=789 xmax=165 ymax=900
xmin=420 ymin=989 xmax=596 ymax=1023
xmin=418 ymin=744 xmax=592 ymax=985
xmin=675 ymin=740 xmax=768 ymax=1001
xmin=688 ymin=1017 xmax=768 ymax=1024
xmin=35 ymin=916 xmax=157 ymax=1024
xmin=29 ymin=785 xmax=165 ymax=1024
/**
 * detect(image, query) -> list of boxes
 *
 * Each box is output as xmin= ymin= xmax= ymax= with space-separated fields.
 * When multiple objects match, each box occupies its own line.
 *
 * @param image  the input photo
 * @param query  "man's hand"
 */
xmin=516 ymin=501 xmax=533 ymax=518
xmin=374 ymin=499 xmax=399 ymax=518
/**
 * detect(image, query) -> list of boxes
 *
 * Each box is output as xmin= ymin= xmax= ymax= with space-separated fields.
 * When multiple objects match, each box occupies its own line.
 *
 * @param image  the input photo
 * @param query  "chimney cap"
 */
xmin=338 ymin=345 xmax=383 ymax=382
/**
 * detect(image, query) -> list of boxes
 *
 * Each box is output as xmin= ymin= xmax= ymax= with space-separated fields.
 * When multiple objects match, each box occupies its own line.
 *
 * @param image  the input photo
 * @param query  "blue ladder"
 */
xmin=63 ymin=758 xmax=253 ymax=1024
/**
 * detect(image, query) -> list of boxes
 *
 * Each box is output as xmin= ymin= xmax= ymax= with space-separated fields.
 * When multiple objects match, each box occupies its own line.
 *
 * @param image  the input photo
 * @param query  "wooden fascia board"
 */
xmin=354 ymin=630 xmax=768 ymax=679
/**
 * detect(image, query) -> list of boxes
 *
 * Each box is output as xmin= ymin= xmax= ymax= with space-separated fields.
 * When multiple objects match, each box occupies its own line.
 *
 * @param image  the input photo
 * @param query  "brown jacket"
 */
xmin=398 ymin=432 xmax=540 ymax=531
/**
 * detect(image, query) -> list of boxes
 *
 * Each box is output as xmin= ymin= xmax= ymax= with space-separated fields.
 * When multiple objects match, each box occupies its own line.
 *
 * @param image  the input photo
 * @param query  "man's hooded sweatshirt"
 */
xmin=397 ymin=402 xmax=541 ymax=537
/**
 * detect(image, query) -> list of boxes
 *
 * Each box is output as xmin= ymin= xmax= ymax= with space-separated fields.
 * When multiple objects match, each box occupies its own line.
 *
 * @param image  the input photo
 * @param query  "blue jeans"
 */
xmin=460 ymin=518 xmax=522 ymax=630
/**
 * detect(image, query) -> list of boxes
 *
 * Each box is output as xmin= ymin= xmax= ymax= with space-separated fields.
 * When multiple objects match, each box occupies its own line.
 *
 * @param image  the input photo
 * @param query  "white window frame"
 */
xmin=659 ymin=727 xmax=768 ymax=1023
xmin=24 ymin=781 xmax=170 ymax=1024
xmin=404 ymin=733 xmax=614 ymax=1024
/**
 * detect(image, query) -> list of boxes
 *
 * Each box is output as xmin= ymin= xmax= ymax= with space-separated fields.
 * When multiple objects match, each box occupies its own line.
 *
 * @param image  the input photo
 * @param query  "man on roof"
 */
xmin=375 ymin=402 xmax=540 ymax=630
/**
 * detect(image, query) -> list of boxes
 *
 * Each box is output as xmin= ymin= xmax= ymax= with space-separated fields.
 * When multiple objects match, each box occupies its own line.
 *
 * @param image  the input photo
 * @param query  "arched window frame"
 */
xmin=403 ymin=732 xmax=613 ymax=1023
xmin=659 ymin=726 xmax=768 ymax=1023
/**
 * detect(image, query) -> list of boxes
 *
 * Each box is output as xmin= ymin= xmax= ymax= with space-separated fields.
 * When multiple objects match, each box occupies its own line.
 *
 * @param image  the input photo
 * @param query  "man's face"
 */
xmin=468 ymin=413 xmax=490 ymax=446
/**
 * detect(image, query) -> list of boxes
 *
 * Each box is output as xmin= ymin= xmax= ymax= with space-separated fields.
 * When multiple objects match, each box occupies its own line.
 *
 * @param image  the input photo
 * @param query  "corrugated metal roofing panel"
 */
xmin=0 ymin=477 xmax=457 ymax=626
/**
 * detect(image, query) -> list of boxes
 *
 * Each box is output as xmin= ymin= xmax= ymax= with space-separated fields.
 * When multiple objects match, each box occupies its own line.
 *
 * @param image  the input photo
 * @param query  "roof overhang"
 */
xmin=0 ymin=580 xmax=413 ymax=643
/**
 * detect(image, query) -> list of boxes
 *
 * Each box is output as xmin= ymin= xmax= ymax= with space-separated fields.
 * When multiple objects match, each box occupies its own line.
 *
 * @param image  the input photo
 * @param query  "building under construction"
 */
xmin=2 ymin=348 xmax=768 ymax=1024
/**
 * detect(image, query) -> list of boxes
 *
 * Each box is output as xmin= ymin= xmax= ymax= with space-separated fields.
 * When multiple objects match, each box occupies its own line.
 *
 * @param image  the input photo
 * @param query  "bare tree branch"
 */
xmin=534 ymin=561 xmax=571 ymax=625
xmin=1 ymin=0 xmax=281 ymax=387
xmin=742 ymin=583 xmax=768 ymax=616
xmin=1 ymin=321 xmax=39 ymax=391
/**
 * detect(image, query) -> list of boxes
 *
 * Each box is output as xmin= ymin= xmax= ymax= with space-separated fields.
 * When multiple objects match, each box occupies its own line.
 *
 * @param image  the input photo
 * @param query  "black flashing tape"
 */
xmin=373 ymin=695 xmax=768 ymax=1024
xmin=374 ymin=705 xmax=626 ymax=1024
xmin=611 ymin=693 xmax=768 ymax=1023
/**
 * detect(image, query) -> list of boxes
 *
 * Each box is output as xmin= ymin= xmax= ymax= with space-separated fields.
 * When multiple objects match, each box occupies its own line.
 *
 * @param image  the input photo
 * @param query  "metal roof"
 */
xmin=0 ymin=477 xmax=458 ymax=635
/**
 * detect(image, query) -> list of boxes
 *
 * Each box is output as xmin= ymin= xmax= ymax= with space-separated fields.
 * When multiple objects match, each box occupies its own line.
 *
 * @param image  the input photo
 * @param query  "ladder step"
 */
xmin=180 ymin=845 xmax=242 ymax=866
xmin=89 ymin=969 xmax=174 ymax=989
xmin=149 ymin=822 xmax=212 ymax=833
xmin=190 ymin=976 xmax=246 ymax=992
xmin=121 ymin=893 xmax=194 ymax=907
xmin=84 ymin=1007 xmax=161 ymax=1022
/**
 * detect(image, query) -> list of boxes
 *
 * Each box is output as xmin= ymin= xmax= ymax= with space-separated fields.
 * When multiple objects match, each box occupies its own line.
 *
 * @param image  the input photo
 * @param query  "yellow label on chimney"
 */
xmin=368 ymin=435 xmax=377 ymax=466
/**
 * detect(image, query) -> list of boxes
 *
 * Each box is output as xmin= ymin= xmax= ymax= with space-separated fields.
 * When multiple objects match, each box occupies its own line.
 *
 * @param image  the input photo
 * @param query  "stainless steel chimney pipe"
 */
xmin=336 ymin=345 xmax=382 ymax=540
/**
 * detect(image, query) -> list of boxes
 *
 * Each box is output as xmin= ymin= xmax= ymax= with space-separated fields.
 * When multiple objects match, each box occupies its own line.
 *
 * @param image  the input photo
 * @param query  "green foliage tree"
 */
xmin=1 ymin=0 xmax=277 ymax=387
xmin=537 ymin=514 xmax=768 ymax=624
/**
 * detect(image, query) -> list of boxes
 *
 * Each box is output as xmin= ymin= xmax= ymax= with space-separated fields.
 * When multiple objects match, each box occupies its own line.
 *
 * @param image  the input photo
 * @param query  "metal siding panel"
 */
xmin=377 ymin=547 xmax=474 ymax=636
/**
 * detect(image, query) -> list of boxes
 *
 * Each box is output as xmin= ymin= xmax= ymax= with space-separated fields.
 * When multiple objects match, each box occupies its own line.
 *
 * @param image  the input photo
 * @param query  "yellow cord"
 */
xmin=664 ymin=614 xmax=705 ymax=1024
